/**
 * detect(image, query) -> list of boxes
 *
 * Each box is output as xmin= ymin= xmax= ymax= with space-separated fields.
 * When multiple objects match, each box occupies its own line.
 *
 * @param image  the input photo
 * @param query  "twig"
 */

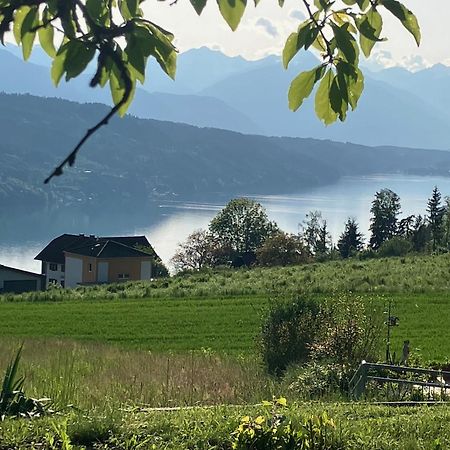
xmin=44 ymin=48 xmax=133 ymax=184
xmin=301 ymin=0 xmax=333 ymax=61
xmin=44 ymin=2 xmax=133 ymax=184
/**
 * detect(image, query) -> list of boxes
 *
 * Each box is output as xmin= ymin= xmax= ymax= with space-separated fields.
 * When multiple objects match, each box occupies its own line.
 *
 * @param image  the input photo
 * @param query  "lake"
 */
xmin=3 ymin=174 xmax=450 ymax=273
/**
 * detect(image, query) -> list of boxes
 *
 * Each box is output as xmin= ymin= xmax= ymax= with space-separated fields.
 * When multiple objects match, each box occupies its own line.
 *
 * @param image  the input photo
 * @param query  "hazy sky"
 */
xmin=141 ymin=0 xmax=448 ymax=70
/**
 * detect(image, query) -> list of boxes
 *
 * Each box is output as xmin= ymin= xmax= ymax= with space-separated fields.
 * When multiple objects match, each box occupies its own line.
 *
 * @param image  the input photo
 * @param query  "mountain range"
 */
xmin=2 ymin=45 xmax=450 ymax=150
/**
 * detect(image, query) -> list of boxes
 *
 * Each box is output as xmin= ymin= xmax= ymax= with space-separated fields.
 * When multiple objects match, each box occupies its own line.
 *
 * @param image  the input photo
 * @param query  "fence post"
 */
xmin=349 ymin=362 xmax=369 ymax=400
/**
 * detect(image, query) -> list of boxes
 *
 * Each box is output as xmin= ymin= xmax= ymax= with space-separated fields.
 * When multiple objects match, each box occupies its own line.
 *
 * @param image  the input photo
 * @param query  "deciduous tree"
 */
xmin=369 ymin=188 xmax=401 ymax=250
xmin=300 ymin=210 xmax=331 ymax=256
xmin=209 ymin=198 xmax=277 ymax=266
xmin=170 ymin=229 xmax=221 ymax=271
xmin=256 ymin=231 xmax=309 ymax=267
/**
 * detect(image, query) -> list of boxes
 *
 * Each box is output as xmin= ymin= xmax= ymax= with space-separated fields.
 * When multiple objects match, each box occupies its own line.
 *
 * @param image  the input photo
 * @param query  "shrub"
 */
xmin=284 ymin=362 xmax=353 ymax=400
xmin=309 ymin=294 xmax=383 ymax=366
xmin=260 ymin=295 xmax=383 ymax=376
xmin=379 ymin=237 xmax=412 ymax=257
xmin=260 ymin=297 xmax=321 ymax=376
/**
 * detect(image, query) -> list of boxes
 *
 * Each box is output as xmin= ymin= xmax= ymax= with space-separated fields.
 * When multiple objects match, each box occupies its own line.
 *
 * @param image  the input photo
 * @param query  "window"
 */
xmin=61 ymin=264 xmax=65 ymax=273
xmin=49 ymin=263 xmax=57 ymax=271
xmin=118 ymin=273 xmax=130 ymax=280
xmin=88 ymin=263 xmax=92 ymax=272
xmin=48 ymin=278 xmax=58 ymax=284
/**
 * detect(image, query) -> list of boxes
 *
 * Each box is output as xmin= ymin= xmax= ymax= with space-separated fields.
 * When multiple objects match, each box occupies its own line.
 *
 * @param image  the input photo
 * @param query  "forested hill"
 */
xmin=2 ymin=92 xmax=450 ymax=218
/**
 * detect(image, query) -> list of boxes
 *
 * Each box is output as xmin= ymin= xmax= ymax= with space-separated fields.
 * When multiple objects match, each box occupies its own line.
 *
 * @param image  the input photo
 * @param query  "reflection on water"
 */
xmin=2 ymin=174 xmax=450 ymax=272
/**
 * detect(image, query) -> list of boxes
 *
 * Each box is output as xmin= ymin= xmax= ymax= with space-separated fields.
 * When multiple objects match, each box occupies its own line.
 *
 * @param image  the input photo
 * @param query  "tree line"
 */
xmin=171 ymin=187 xmax=450 ymax=272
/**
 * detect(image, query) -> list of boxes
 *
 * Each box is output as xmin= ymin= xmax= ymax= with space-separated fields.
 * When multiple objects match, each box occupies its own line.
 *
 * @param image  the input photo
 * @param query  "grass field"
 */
xmin=1 ymin=402 xmax=450 ymax=449
xmin=0 ymin=292 xmax=448 ymax=361
xmin=1 ymin=255 xmax=449 ymax=447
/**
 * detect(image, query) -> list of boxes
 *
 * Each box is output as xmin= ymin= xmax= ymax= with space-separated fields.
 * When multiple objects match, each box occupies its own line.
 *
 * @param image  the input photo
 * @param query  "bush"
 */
xmin=256 ymin=232 xmax=309 ymax=267
xmin=379 ymin=237 xmax=412 ymax=257
xmin=309 ymin=294 xmax=383 ymax=366
xmin=260 ymin=295 xmax=383 ymax=376
xmin=284 ymin=362 xmax=353 ymax=400
xmin=260 ymin=297 xmax=321 ymax=376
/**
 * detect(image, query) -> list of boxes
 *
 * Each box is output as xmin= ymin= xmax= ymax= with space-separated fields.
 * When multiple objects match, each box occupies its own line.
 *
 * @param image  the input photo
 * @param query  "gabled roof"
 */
xmin=0 ymin=264 xmax=45 ymax=279
xmin=35 ymin=234 xmax=155 ymax=263
xmin=65 ymin=240 xmax=153 ymax=259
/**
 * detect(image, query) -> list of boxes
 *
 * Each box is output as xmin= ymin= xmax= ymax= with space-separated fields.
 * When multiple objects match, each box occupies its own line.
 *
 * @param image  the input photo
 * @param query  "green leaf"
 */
xmin=51 ymin=44 xmax=69 ymax=86
xmin=189 ymin=0 xmax=208 ymax=15
xmin=217 ymin=0 xmax=247 ymax=31
xmin=357 ymin=8 xmax=383 ymax=57
xmin=125 ymin=35 xmax=146 ymax=84
xmin=20 ymin=7 xmax=38 ymax=61
xmin=288 ymin=65 xmax=325 ymax=112
xmin=138 ymin=23 xmax=177 ymax=79
xmin=330 ymin=75 xmax=347 ymax=121
xmin=314 ymin=0 xmax=329 ymax=11
xmin=347 ymin=67 xmax=364 ymax=109
xmin=332 ymin=23 xmax=358 ymax=64
xmin=109 ymin=59 xmax=136 ymax=116
xmin=337 ymin=61 xmax=364 ymax=110
xmin=13 ymin=6 xmax=31 ymax=45
xmin=356 ymin=0 xmax=370 ymax=10
xmin=282 ymin=22 xmax=311 ymax=69
xmin=64 ymin=40 xmax=96 ymax=81
xmin=315 ymin=69 xmax=338 ymax=125
xmin=38 ymin=10 xmax=56 ymax=58
xmin=381 ymin=0 xmax=420 ymax=45
xmin=86 ymin=0 xmax=110 ymax=26
xmin=119 ymin=0 xmax=139 ymax=20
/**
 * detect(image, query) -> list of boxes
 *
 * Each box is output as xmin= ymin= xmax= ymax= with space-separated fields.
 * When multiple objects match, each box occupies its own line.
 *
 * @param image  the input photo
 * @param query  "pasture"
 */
xmin=0 ymin=293 xmax=448 ymax=361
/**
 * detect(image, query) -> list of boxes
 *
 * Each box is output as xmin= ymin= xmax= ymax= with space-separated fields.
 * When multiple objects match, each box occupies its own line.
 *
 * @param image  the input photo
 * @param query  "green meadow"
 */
xmin=0 ymin=292 xmax=448 ymax=361
xmin=1 ymin=254 xmax=449 ymax=448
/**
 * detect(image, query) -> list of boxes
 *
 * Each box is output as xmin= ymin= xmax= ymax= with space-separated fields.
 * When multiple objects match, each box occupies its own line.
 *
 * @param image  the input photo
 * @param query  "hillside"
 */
xmin=2 ymin=92 xmax=450 ymax=241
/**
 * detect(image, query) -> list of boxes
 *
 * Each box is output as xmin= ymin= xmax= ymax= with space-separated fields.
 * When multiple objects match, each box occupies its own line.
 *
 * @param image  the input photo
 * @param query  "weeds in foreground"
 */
xmin=232 ymin=397 xmax=340 ymax=450
xmin=0 ymin=345 xmax=49 ymax=420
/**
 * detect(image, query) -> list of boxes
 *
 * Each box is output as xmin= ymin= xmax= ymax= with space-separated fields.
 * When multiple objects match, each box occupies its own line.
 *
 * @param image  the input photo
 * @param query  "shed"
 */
xmin=0 ymin=265 xmax=45 ymax=293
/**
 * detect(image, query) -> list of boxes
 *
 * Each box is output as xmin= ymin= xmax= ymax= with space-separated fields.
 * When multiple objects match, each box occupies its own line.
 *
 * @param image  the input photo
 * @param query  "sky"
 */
xmin=141 ymin=0 xmax=449 ymax=71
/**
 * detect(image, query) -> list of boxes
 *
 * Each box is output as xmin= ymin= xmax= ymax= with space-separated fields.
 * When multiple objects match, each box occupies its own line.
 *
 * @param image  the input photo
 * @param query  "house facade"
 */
xmin=35 ymin=234 xmax=158 ymax=289
xmin=0 ymin=265 xmax=45 ymax=293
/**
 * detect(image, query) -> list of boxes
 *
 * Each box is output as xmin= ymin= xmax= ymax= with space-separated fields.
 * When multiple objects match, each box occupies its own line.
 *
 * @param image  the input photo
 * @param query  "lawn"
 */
xmin=0 ymin=293 xmax=448 ymax=361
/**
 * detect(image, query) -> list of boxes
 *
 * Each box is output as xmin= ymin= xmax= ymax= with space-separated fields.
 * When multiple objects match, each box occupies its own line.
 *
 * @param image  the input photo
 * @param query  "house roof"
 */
xmin=35 ymin=234 xmax=156 ymax=263
xmin=65 ymin=240 xmax=153 ymax=259
xmin=0 ymin=264 xmax=45 ymax=279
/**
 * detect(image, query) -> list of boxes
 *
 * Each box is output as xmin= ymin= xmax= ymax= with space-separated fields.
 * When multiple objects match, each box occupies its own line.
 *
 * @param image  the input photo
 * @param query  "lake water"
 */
xmin=3 ymin=174 xmax=450 ymax=273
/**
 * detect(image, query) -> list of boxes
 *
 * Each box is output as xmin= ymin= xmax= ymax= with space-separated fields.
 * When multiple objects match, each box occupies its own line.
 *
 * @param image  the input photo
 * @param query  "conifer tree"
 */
xmin=338 ymin=218 xmax=364 ymax=258
xmin=427 ymin=186 xmax=445 ymax=251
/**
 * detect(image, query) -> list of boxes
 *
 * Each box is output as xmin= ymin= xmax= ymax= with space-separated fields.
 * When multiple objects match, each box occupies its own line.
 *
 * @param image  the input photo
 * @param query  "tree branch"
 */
xmin=44 ymin=46 xmax=133 ymax=184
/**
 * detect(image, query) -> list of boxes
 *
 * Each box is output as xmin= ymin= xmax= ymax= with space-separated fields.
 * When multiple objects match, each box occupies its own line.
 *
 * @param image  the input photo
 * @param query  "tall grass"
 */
xmin=0 ymin=339 xmax=277 ymax=409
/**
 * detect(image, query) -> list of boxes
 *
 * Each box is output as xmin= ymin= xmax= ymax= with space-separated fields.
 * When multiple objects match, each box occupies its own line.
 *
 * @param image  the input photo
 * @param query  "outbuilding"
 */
xmin=0 ymin=264 xmax=45 ymax=293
